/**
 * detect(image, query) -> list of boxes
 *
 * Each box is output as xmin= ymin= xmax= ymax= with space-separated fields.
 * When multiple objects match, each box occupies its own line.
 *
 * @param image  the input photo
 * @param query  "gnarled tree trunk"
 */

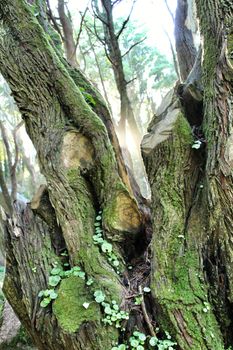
xmin=0 ymin=0 xmax=233 ymax=349
xmin=0 ymin=1 xmax=144 ymax=349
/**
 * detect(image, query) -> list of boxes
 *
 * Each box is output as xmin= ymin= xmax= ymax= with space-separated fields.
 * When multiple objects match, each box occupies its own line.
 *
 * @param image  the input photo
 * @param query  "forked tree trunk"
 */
xmin=0 ymin=1 xmax=143 ymax=349
xmin=0 ymin=0 xmax=233 ymax=349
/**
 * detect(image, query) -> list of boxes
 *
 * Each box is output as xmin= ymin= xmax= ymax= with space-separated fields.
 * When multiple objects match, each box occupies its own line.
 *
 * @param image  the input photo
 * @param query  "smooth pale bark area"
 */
xmin=0 ymin=0 xmax=144 ymax=348
xmin=142 ymin=0 xmax=233 ymax=348
xmin=175 ymin=0 xmax=197 ymax=81
xmin=57 ymin=0 xmax=78 ymax=69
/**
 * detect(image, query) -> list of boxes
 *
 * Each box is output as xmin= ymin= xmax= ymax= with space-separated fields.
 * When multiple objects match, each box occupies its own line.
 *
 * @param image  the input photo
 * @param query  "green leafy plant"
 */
xmin=111 ymin=330 xmax=177 ymax=350
xmin=134 ymin=295 xmax=143 ymax=305
xmin=92 ymin=289 xmax=129 ymax=328
xmin=149 ymin=331 xmax=177 ymax=349
xmin=38 ymin=263 xmax=87 ymax=308
xmin=79 ymin=87 xmax=96 ymax=106
xmin=111 ymin=344 xmax=127 ymax=350
xmin=38 ymin=289 xmax=58 ymax=307
xmin=94 ymin=290 xmax=106 ymax=303
xmin=93 ymin=212 xmax=120 ymax=272
xmin=129 ymin=331 xmax=146 ymax=349
xmin=101 ymin=299 xmax=129 ymax=328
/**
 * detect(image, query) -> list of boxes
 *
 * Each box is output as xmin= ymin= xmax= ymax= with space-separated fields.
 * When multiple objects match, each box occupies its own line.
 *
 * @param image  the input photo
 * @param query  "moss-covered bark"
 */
xmin=142 ymin=1 xmax=233 ymax=348
xmin=0 ymin=1 xmax=144 ymax=348
xmin=0 ymin=0 xmax=233 ymax=349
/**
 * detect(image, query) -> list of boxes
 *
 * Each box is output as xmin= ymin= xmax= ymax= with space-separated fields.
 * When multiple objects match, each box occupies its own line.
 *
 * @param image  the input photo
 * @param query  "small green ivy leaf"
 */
xmin=137 ymin=346 xmax=144 ymax=350
xmin=50 ymin=267 xmax=62 ymax=275
xmin=73 ymin=266 xmax=81 ymax=272
xmin=113 ymin=260 xmax=120 ymax=267
xmin=95 ymin=295 xmax=105 ymax=303
xmin=94 ymin=290 xmax=105 ymax=303
xmin=104 ymin=306 xmax=112 ymax=314
xmin=43 ymin=289 xmax=51 ymax=297
xmin=86 ymin=278 xmax=94 ymax=286
xmin=101 ymin=242 xmax=112 ymax=253
xmin=130 ymin=339 xmax=139 ymax=347
xmin=49 ymin=275 xmax=61 ymax=287
xmin=119 ymin=345 xmax=126 ymax=350
xmin=38 ymin=290 xmax=44 ymax=297
xmin=138 ymin=333 xmax=146 ymax=342
xmin=60 ymin=251 xmax=68 ymax=256
xmin=40 ymin=298 xmax=51 ymax=308
xmin=149 ymin=337 xmax=158 ymax=346
xmin=49 ymin=291 xmax=58 ymax=299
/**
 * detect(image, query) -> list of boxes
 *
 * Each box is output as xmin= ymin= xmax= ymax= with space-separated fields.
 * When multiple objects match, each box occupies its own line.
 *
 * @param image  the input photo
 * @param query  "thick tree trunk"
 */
xmin=0 ymin=1 xmax=145 ymax=348
xmin=3 ymin=200 xmax=119 ymax=350
xmin=1 ymin=0 xmax=233 ymax=349
xmin=142 ymin=0 xmax=233 ymax=349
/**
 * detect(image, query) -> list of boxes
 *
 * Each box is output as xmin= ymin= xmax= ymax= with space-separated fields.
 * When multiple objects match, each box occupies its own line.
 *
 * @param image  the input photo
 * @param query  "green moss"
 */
xmin=174 ymin=113 xmax=193 ymax=145
xmin=78 ymin=247 xmax=121 ymax=301
xmin=152 ymin=249 xmax=225 ymax=349
xmin=53 ymin=276 xmax=100 ymax=333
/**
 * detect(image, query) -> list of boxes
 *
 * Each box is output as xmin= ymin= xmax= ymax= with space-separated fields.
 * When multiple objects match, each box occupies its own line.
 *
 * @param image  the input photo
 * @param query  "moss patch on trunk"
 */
xmin=53 ymin=276 xmax=100 ymax=333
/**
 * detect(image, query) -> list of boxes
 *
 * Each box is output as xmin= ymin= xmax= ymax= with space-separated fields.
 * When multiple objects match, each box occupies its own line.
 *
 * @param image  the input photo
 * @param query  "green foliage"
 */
xmin=93 ymin=212 xmax=120 ymax=272
xmin=53 ymin=276 xmax=100 ymax=333
xmin=48 ymin=275 xmax=61 ymax=287
xmin=119 ymin=20 xmax=177 ymax=93
xmin=94 ymin=290 xmax=106 ymax=303
xmin=38 ymin=262 xmax=87 ymax=308
xmin=134 ymin=295 xmax=143 ymax=305
xmin=111 ymin=345 xmax=127 ymax=350
xmin=79 ymin=87 xmax=96 ymax=107
xmin=101 ymin=299 xmax=129 ymax=328
xmin=111 ymin=330 xmax=177 ymax=350
xmin=148 ymin=331 xmax=177 ymax=349
xmin=92 ymin=289 xmax=129 ymax=329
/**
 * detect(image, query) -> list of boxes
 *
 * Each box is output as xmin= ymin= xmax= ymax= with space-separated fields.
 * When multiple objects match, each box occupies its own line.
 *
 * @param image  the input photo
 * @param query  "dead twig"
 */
xmin=139 ymin=285 xmax=156 ymax=337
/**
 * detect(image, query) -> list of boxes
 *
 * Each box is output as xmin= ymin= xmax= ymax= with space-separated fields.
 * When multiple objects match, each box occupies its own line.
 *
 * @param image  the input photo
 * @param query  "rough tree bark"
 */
xmin=0 ymin=0 xmax=233 ymax=350
xmin=142 ymin=0 xmax=233 ymax=349
xmin=0 ymin=117 xmax=22 ymax=211
xmin=0 ymin=1 xmax=144 ymax=349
